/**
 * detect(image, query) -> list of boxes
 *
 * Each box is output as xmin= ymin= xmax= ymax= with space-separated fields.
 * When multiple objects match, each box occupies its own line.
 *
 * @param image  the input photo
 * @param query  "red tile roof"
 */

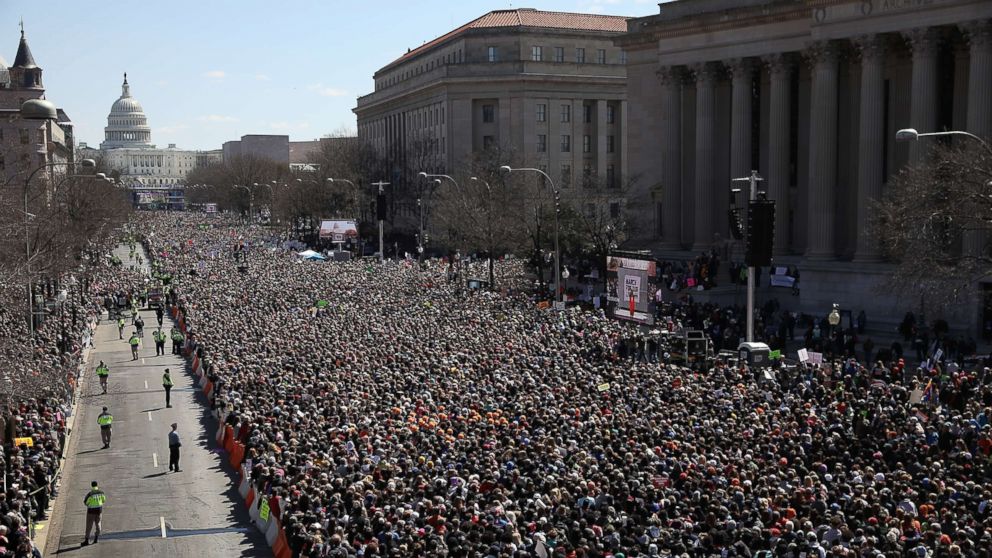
xmin=381 ymin=8 xmax=629 ymax=72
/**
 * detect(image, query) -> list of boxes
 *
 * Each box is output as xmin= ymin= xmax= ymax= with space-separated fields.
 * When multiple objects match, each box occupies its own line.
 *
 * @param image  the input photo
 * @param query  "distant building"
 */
xmin=222 ymin=134 xmax=289 ymax=164
xmin=354 ymin=7 xmax=631 ymax=213
xmin=0 ymin=26 xmax=74 ymax=182
xmin=81 ymin=74 xmax=218 ymax=189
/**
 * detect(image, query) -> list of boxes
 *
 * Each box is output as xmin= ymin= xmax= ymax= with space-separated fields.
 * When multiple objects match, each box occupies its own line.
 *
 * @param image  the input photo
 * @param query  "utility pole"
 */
xmin=372 ymin=181 xmax=389 ymax=263
xmin=732 ymin=170 xmax=764 ymax=343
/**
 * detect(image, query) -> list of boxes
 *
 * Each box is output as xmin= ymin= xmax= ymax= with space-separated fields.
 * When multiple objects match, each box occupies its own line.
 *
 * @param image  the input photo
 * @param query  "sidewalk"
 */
xmin=41 ymin=246 xmax=270 ymax=557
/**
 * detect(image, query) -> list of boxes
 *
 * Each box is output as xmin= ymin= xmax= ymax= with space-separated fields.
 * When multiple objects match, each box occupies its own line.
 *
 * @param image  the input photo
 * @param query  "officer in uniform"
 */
xmin=134 ymin=315 xmax=145 ymax=338
xmin=153 ymin=328 xmax=166 ymax=356
xmin=171 ymin=327 xmax=184 ymax=355
xmin=163 ymin=368 xmax=174 ymax=408
xmin=129 ymin=331 xmax=140 ymax=360
xmin=168 ymin=423 xmax=182 ymax=472
xmin=82 ymin=481 xmax=106 ymax=546
xmin=117 ymin=316 xmax=125 ymax=339
xmin=95 ymin=361 xmax=109 ymax=394
xmin=97 ymin=407 xmax=113 ymax=448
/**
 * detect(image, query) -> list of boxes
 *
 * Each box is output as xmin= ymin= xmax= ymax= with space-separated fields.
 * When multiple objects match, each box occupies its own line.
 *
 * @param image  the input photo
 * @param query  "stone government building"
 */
xmin=618 ymin=0 xmax=991 ymax=334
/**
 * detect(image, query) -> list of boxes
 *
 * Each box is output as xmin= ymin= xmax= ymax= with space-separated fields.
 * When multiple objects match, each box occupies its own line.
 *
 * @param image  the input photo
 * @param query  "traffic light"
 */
xmin=375 ymin=193 xmax=387 ymax=221
xmin=746 ymin=200 xmax=775 ymax=267
xmin=728 ymin=208 xmax=744 ymax=240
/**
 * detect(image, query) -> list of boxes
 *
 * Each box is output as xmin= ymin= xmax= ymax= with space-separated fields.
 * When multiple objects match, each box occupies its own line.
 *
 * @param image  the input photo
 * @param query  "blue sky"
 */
xmin=1 ymin=0 xmax=658 ymax=151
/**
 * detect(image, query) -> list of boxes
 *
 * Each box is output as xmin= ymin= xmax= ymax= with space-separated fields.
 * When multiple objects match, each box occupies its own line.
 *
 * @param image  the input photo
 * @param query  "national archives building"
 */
xmin=617 ymin=0 xmax=991 ymax=333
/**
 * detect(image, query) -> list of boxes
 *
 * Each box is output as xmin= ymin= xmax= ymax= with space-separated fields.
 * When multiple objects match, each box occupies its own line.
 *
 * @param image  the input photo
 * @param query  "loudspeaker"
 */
xmin=746 ymin=200 xmax=775 ymax=267
xmin=375 ymin=194 xmax=387 ymax=221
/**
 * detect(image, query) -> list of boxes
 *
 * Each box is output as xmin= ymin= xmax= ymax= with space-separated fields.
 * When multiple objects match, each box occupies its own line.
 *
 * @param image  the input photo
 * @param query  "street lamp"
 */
xmin=895 ymin=128 xmax=991 ymax=153
xmin=828 ymin=303 xmax=841 ymax=340
xmin=500 ymin=165 xmax=563 ymax=303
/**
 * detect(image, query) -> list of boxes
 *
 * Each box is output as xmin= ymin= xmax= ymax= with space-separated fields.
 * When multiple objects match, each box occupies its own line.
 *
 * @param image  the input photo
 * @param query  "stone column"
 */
xmin=962 ymin=20 xmax=992 ymax=258
xmin=763 ymin=53 xmax=793 ymax=255
xmin=854 ymin=35 xmax=887 ymax=261
xmin=658 ymin=65 xmax=685 ymax=249
xmin=904 ymin=27 xmax=942 ymax=165
xmin=692 ymin=62 xmax=719 ymax=251
xmin=727 ymin=58 xmax=756 ymax=180
xmin=805 ymin=41 xmax=840 ymax=260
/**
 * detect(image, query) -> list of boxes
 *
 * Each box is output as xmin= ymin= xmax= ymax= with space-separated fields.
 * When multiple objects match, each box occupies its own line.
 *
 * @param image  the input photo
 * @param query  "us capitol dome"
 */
xmin=99 ymin=73 xmax=152 ymax=149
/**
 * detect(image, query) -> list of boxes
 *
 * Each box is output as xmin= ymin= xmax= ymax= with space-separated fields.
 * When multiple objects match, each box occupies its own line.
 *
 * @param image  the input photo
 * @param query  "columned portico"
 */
xmin=727 ymin=58 xmax=755 ymax=181
xmin=854 ymin=35 xmax=886 ymax=261
xmin=658 ymin=66 xmax=685 ymax=250
xmin=904 ymin=27 xmax=942 ymax=165
xmin=804 ymin=41 xmax=839 ymax=260
xmin=962 ymin=20 xmax=992 ymax=257
xmin=691 ymin=62 xmax=719 ymax=251
xmin=763 ymin=54 xmax=792 ymax=256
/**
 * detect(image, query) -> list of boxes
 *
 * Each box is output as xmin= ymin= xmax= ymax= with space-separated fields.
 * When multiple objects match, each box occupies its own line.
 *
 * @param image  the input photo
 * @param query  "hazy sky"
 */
xmin=1 ymin=0 xmax=659 ymax=151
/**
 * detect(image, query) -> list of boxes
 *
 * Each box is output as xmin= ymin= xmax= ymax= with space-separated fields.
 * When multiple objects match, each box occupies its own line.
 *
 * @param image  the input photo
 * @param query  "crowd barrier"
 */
xmin=173 ymin=303 xmax=293 ymax=558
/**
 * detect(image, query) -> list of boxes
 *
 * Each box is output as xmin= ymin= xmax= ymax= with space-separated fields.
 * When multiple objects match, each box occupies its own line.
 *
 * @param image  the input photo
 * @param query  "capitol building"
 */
xmin=79 ymin=74 xmax=220 ymax=187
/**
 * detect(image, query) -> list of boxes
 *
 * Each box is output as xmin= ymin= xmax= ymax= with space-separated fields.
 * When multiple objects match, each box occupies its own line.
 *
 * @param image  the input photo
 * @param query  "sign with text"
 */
xmin=605 ymin=253 xmax=658 ymax=326
xmin=318 ymin=220 xmax=359 ymax=242
xmin=13 ymin=437 xmax=33 ymax=447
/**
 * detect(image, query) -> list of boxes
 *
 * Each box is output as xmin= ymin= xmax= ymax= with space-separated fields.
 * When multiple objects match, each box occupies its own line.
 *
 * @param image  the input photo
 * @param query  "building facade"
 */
xmin=354 ymin=8 xmax=631 ymax=209
xmin=222 ymin=135 xmax=290 ymax=164
xmin=618 ymin=0 xmax=992 ymax=333
xmin=0 ymin=27 xmax=74 ymax=182
xmin=81 ymin=75 xmax=218 ymax=188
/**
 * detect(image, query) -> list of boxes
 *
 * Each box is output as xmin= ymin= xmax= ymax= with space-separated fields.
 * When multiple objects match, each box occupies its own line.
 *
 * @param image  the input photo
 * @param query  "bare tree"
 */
xmin=875 ymin=141 xmax=992 ymax=307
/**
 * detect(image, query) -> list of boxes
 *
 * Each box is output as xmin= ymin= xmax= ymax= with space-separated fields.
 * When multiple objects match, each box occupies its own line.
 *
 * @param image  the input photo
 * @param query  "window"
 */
xmin=536 ymin=103 xmax=547 ymax=122
xmin=531 ymin=46 xmax=543 ymax=61
xmin=19 ymin=128 xmax=29 ymax=145
xmin=584 ymin=104 xmax=592 ymax=123
xmin=537 ymin=134 xmax=547 ymax=153
xmin=482 ymin=104 xmax=495 ymax=123
xmin=583 ymin=135 xmax=592 ymax=153
xmin=596 ymin=49 xmax=606 ymax=64
xmin=483 ymin=135 xmax=495 ymax=150
xmin=561 ymin=163 xmax=571 ymax=187
xmin=553 ymin=47 xmax=564 ymax=63
xmin=620 ymin=50 xmax=628 ymax=65
xmin=607 ymin=105 xmax=616 ymax=124
xmin=607 ymin=164 xmax=616 ymax=188
xmin=610 ymin=201 xmax=621 ymax=219
xmin=561 ymin=134 xmax=571 ymax=153
xmin=576 ymin=47 xmax=586 ymax=63
xmin=560 ymin=104 xmax=571 ymax=123
xmin=607 ymin=135 xmax=615 ymax=153
xmin=488 ymin=46 xmax=498 ymax=63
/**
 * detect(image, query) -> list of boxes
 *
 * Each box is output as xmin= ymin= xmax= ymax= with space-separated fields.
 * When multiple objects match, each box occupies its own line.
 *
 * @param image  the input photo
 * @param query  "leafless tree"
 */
xmin=874 ymin=141 xmax=992 ymax=307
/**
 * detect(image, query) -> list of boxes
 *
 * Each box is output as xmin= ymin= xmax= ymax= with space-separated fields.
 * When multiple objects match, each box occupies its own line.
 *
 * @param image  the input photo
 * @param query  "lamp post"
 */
xmin=417 ymin=172 xmax=459 ymax=259
xmin=371 ymin=181 xmax=390 ymax=263
xmin=895 ymin=128 xmax=991 ymax=154
xmin=501 ymin=165 xmax=562 ymax=303
xmin=828 ymin=303 xmax=841 ymax=343
xmin=731 ymin=170 xmax=765 ymax=343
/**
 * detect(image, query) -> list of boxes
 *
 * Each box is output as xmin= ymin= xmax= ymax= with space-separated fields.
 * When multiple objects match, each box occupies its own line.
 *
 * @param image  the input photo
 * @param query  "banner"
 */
xmin=605 ymin=253 xmax=658 ymax=326
xmin=13 ymin=437 xmax=32 ymax=447
xmin=318 ymin=220 xmax=358 ymax=242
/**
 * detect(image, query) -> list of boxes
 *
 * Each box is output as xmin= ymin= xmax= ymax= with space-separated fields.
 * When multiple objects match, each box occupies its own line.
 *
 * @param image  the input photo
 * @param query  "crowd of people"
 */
xmin=0 ymin=235 xmax=150 ymax=558
xmin=127 ymin=212 xmax=992 ymax=558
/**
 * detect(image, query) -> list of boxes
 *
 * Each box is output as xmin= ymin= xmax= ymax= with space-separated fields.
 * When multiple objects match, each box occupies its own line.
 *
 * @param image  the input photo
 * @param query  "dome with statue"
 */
xmin=100 ymin=73 xmax=153 ymax=149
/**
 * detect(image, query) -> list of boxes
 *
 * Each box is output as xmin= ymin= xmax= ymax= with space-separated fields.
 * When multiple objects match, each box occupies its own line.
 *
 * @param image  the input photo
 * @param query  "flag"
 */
xmin=769 ymin=350 xmax=782 ymax=360
xmin=921 ymin=379 xmax=936 ymax=403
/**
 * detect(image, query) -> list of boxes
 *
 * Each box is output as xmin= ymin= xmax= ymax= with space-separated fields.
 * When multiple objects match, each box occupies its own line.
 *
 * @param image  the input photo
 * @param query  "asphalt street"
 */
xmin=43 ymin=246 xmax=270 ymax=557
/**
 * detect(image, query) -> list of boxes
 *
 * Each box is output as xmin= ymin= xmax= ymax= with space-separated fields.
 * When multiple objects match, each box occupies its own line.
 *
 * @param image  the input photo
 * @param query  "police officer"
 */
xmin=163 ymin=368 xmax=174 ymax=408
xmin=97 ymin=407 xmax=113 ymax=449
xmin=134 ymin=315 xmax=145 ymax=338
xmin=95 ymin=361 xmax=109 ymax=394
xmin=168 ymin=423 xmax=181 ymax=472
xmin=117 ymin=316 xmax=125 ymax=339
xmin=82 ymin=481 xmax=106 ymax=546
xmin=171 ymin=327 xmax=184 ymax=355
xmin=129 ymin=331 xmax=140 ymax=360
xmin=155 ymin=305 xmax=164 ymax=326
xmin=153 ymin=328 xmax=166 ymax=356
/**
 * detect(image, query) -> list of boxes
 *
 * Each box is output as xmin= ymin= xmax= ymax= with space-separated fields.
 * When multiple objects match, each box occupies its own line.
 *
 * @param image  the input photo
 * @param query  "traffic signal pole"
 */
xmin=733 ymin=170 xmax=763 ymax=343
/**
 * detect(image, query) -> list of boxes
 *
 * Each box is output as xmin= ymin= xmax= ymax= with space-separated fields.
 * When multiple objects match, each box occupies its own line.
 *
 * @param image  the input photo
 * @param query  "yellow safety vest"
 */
xmin=96 ymin=365 xmax=109 ymax=377
xmin=129 ymin=336 xmax=140 ymax=346
xmin=85 ymin=489 xmax=106 ymax=509
xmin=97 ymin=413 xmax=113 ymax=427
xmin=163 ymin=374 xmax=173 ymax=387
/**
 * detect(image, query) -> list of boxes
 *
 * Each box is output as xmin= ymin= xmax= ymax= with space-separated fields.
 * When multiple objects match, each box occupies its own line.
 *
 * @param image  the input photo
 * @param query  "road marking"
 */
xmin=148 ymin=412 xmax=153 ymax=422
xmin=144 ymin=380 xmax=148 ymax=389
xmin=142 ymin=358 xmax=146 ymax=364
xmin=160 ymin=517 xmax=167 ymax=538
xmin=153 ymin=453 xmax=158 ymax=468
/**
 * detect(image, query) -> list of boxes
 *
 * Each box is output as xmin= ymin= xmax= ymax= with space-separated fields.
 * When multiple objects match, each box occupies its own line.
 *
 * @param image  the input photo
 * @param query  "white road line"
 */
xmin=153 ymin=453 xmax=158 ymax=468
xmin=148 ymin=412 xmax=152 ymax=422
xmin=160 ymin=516 xmax=166 ymax=538
xmin=142 ymin=358 xmax=146 ymax=364
xmin=144 ymin=380 xmax=148 ymax=389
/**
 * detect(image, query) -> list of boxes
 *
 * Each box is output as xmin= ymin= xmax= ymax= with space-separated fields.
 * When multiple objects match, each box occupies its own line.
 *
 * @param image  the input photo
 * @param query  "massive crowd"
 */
xmin=132 ymin=212 xmax=992 ymax=558
xmin=0 ymin=237 xmax=149 ymax=558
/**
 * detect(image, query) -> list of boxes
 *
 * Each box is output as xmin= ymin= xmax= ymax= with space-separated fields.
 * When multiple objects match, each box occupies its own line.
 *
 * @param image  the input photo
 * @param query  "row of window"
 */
xmin=487 ymin=46 xmax=624 ymax=65
xmin=535 ymin=134 xmax=616 ymax=154
xmin=482 ymin=103 xmax=617 ymax=125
